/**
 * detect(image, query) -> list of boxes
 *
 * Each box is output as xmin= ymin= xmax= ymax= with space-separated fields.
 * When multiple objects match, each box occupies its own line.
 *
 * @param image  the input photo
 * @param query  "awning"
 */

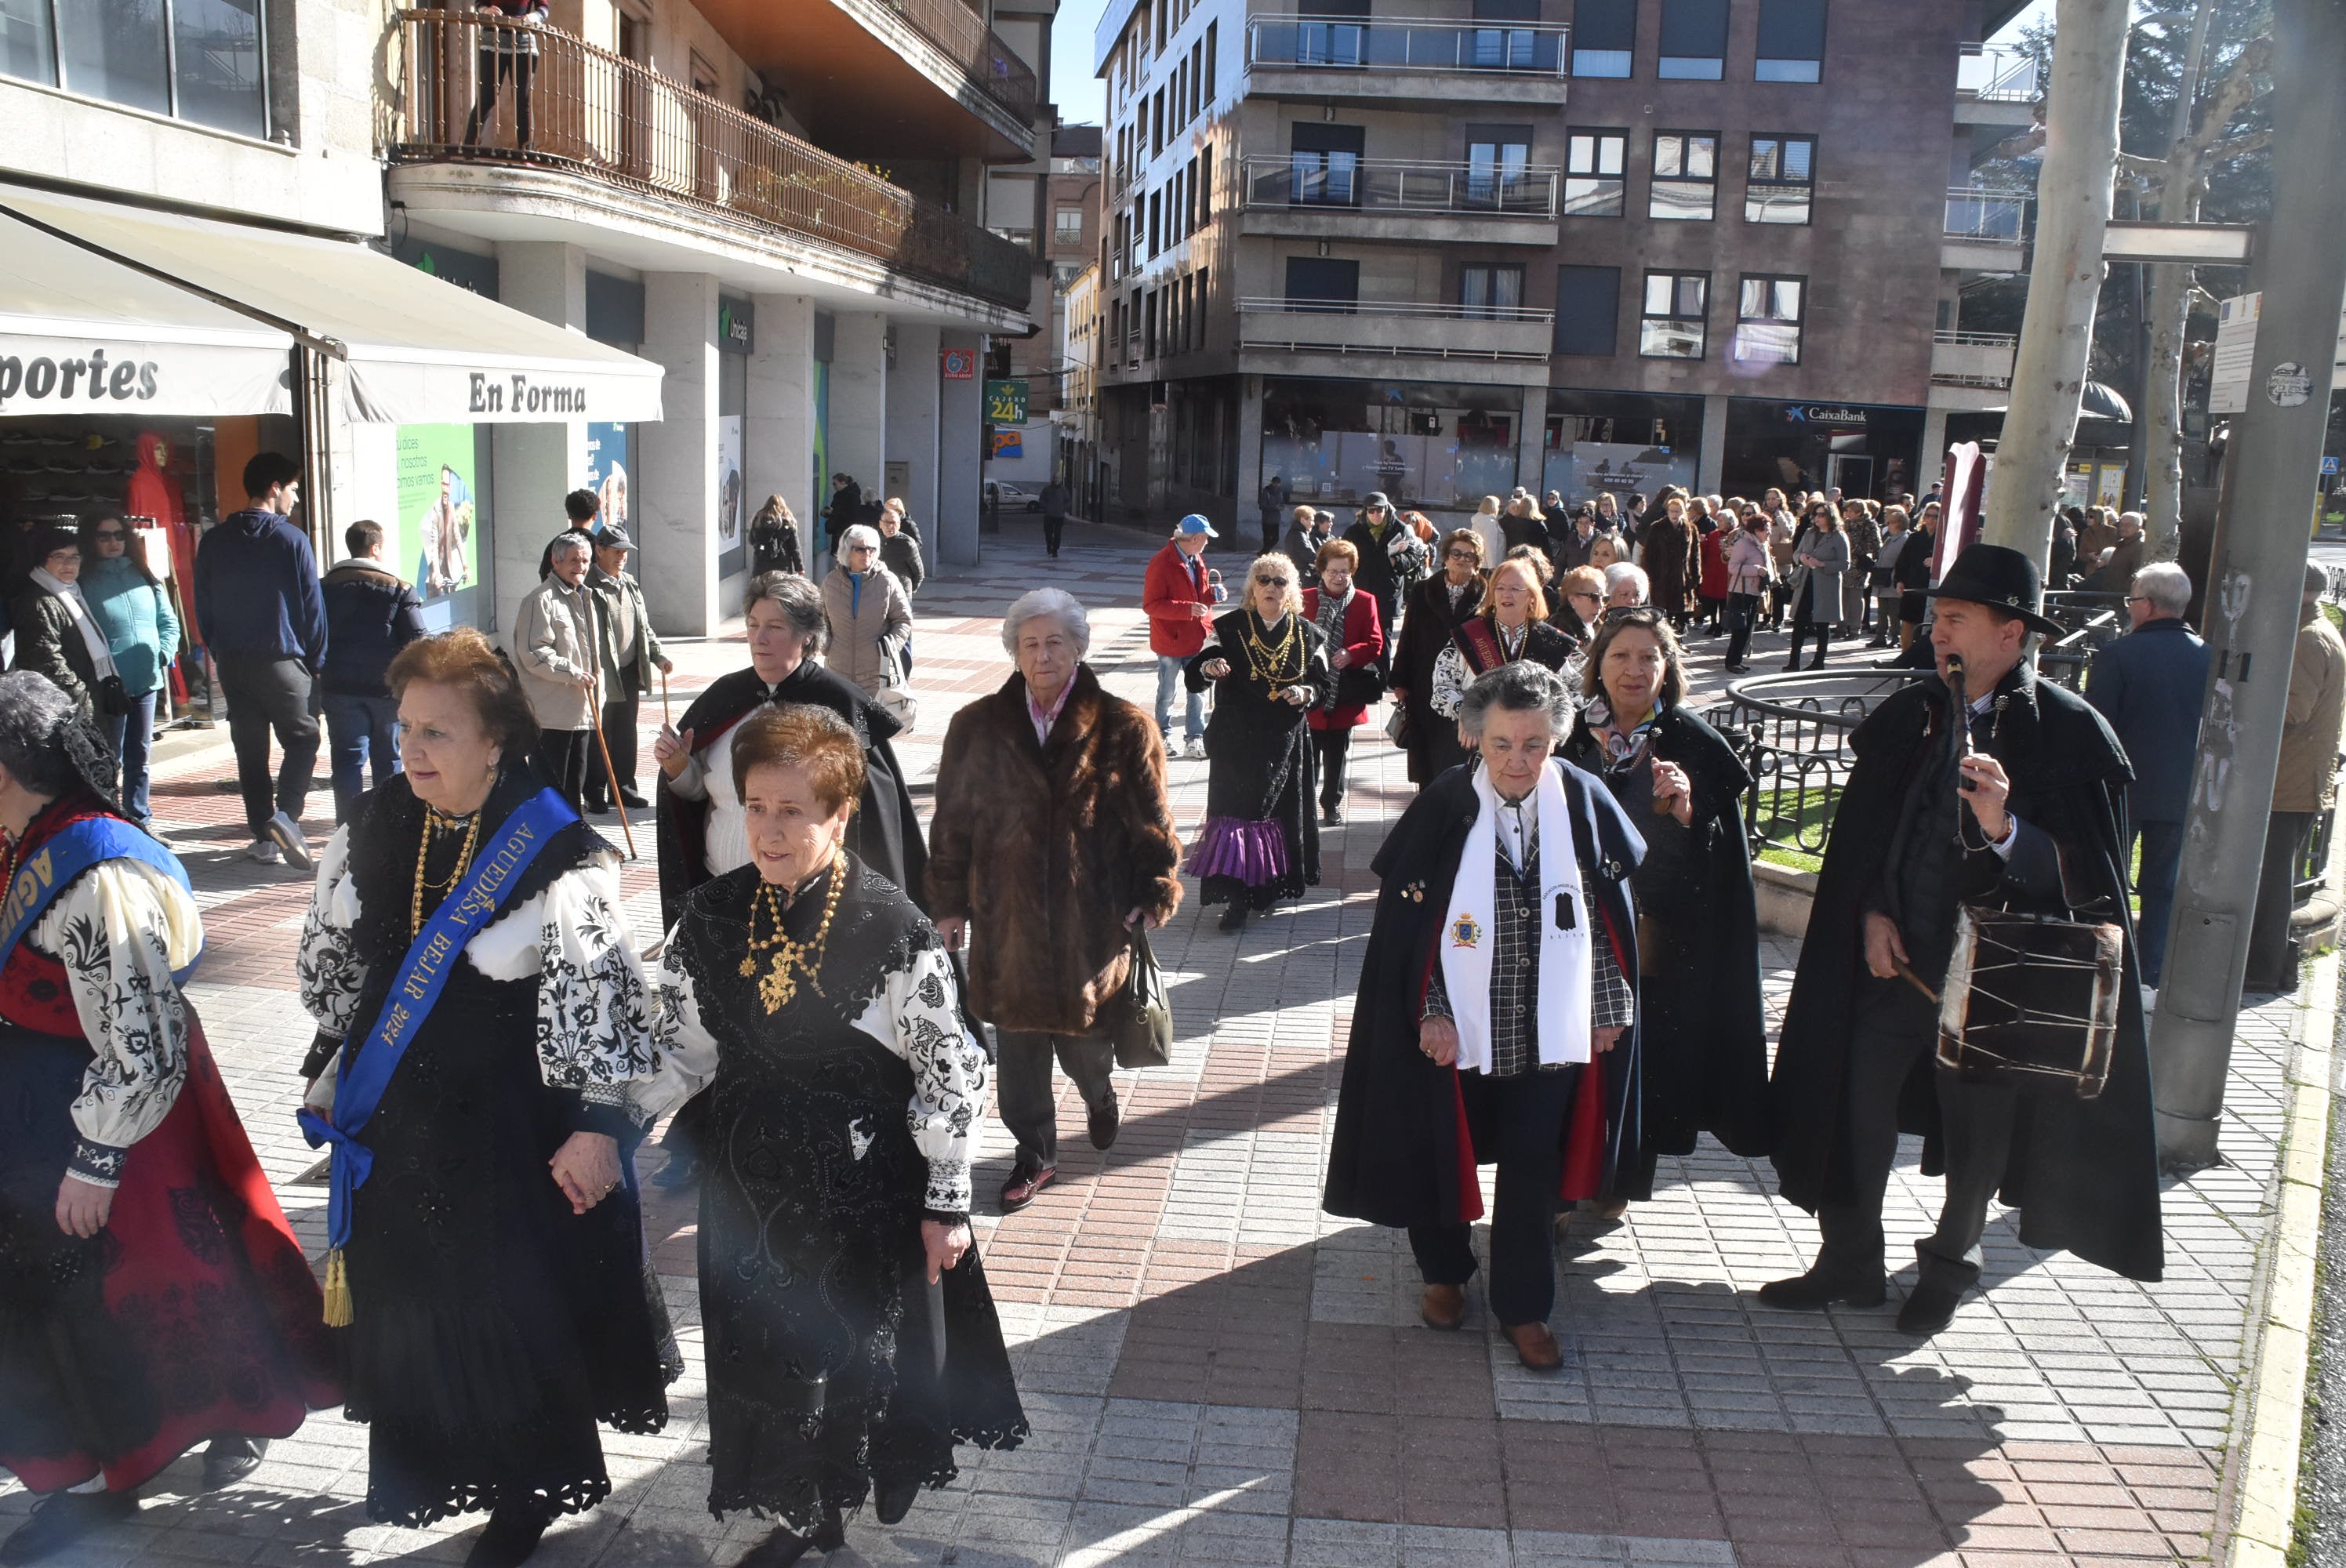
xmin=0 ymin=184 xmax=664 ymax=426
xmin=0 ymin=206 xmax=296 ymax=419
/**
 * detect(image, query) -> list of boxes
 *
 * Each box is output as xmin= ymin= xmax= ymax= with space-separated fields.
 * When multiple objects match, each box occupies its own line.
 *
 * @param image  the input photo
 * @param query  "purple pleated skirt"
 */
xmin=1182 ymin=816 xmax=1290 ymax=887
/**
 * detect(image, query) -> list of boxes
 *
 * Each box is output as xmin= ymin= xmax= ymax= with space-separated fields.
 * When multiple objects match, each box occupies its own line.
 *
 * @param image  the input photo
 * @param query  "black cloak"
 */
xmin=1768 ymin=664 xmax=2163 ymax=1283
xmin=1562 ymin=702 xmax=1772 ymax=1189
xmin=1323 ymin=761 xmax=1647 ymax=1231
xmin=653 ymin=661 xmax=927 ymax=928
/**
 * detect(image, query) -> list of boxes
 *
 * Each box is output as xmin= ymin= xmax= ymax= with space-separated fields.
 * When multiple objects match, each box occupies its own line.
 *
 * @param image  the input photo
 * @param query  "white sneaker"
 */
xmin=245 ymin=837 xmax=282 ymax=864
xmin=265 ymin=810 xmax=314 ymax=871
xmin=1185 ymin=736 xmax=1208 ymax=760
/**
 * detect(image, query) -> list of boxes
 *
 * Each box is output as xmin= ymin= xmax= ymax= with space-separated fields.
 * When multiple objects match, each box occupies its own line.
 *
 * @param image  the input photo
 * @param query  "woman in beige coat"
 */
xmin=820 ymin=523 xmax=913 ymax=699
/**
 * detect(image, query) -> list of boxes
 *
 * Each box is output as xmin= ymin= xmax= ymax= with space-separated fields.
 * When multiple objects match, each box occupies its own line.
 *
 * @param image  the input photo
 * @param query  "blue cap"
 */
xmin=1175 ymin=514 xmax=1218 ymax=537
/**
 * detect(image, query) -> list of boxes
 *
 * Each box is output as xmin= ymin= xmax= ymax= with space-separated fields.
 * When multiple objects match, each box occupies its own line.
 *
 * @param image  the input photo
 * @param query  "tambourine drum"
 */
xmin=1935 ymin=906 xmax=2123 ymax=1098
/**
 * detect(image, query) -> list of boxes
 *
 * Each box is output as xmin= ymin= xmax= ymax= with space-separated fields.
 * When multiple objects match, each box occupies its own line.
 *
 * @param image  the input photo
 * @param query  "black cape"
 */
xmin=1184 ymin=609 xmax=1331 ymax=909
xmin=1324 ymin=761 xmax=1648 ymax=1231
xmin=1768 ymin=665 xmax=2164 ymax=1283
xmin=1562 ymin=703 xmax=1772 ymax=1188
xmin=654 ymin=662 xmax=928 ymax=928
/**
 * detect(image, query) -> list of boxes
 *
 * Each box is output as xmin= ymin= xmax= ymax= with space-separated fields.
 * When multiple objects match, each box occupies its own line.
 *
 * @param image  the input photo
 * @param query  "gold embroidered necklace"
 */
xmin=410 ymin=808 xmax=482 ymax=938
xmin=1240 ymin=611 xmax=1304 ymax=699
xmin=739 ymin=849 xmax=846 ymax=1013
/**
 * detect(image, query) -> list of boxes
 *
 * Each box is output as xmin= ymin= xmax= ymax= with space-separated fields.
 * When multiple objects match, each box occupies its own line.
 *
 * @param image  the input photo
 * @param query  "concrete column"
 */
xmin=1698 ymin=393 xmax=1730 ymax=494
xmin=488 ymin=240 xmax=590 ymax=641
xmin=829 ymin=311 xmax=889 ymax=514
xmin=1920 ymin=405 xmax=1951 ymax=491
xmin=746 ymin=292 xmax=817 ymax=548
xmin=937 ymin=330 xmax=984 ymax=567
xmin=886 ymin=319 xmax=942 ymax=545
xmin=639 ymin=271 xmax=721 ymax=637
xmin=1233 ymin=375 xmax=1264 ymax=536
xmin=1516 ymin=385 xmax=1546 ymax=502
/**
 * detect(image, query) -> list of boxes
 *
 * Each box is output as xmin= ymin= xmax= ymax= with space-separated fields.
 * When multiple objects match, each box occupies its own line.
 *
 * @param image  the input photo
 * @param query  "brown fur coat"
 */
xmin=928 ymin=664 xmax=1184 ymax=1033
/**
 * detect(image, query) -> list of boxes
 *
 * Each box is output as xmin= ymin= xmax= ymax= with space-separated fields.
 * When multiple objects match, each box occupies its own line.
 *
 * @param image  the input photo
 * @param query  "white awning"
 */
xmin=0 ymin=185 xmax=664 ymax=426
xmin=0 ymin=207 xmax=296 ymax=419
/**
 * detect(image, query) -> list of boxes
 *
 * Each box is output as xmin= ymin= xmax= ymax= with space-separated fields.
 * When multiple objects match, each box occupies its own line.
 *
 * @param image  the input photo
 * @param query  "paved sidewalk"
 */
xmin=0 ymin=514 xmax=2317 ymax=1566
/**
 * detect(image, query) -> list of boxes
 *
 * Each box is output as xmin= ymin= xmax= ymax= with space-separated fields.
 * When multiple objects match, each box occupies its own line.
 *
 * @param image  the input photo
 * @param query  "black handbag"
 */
xmin=1109 ymin=927 xmax=1172 ymax=1070
xmin=95 ymin=674 xmax=132 ymax=719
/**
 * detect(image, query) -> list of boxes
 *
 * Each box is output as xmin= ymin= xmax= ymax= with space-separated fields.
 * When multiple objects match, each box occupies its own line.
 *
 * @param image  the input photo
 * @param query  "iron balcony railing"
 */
xmin=877 ymin=0 xmax=1040 ymax=122
xmin=1945 ymin=187 xmax=2032 ymax=245
xmin=1247 ymin=14 xmax=1568 ymax=75
xmin=1957 ymin=42 xmax=2039 ymax=103
xmin=1241 ymin=155 xmax=1560 ymax=218
xmin=1236 ymin=296 xmax=1553 ymax=362
xmin=388 ymin=11 xmax=1033 ymax=312
xmin=1929 ymin=328 xmax=2019 ymax=388
xmin=1238 ymin=296 xmax=1552 ymax=322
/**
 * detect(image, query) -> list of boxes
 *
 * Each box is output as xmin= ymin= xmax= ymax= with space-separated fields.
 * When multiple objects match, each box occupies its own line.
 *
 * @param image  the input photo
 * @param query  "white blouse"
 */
xmin=634 ymin=939 xmax=990 ymax=1216
xmin=296 ymin=822 xmax=658 ymax=1118
xmin=663 ymin=721 xmax=755 ymax=883
xmin=43 ymin=858 xmax=203 ymax=1186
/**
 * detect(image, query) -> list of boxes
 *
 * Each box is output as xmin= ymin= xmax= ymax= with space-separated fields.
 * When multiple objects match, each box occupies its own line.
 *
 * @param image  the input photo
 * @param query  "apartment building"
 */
xmin=993 ymin=121 xmax=1103 ymax=485
xmin=1089 ymin=0 xmax=2034 ymax=529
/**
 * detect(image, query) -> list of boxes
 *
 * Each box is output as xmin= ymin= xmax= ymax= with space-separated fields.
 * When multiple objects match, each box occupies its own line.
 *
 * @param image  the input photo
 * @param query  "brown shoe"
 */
xmin=1419 ymin=1283 xmax=1466 ymax=1331
xmin=1503 ymin=1321 xmax=1563 ymax=1371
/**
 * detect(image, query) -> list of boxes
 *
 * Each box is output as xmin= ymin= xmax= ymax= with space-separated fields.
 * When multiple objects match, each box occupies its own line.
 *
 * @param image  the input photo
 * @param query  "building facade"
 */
xmin=1089 ymin=0 xmax=2033 ymax=532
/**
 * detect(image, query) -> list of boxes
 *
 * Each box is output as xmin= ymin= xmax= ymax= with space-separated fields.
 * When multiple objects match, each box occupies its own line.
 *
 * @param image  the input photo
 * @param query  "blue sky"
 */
xmin=1044 ymin=0 xmax=2057 ymax=127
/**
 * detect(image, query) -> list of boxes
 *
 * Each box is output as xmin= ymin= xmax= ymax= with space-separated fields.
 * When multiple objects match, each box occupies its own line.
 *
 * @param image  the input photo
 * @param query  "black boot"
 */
xmin=736 ymin=1528 xmax=816 ymax=1567
xmin=1218 ymin=901 xmax=1248 ymax=933
xmin=1807 ymin=634 xmax=1830 ymax=671
xmin=464 ymin=1501 xmax=552 ymax=1568
xmin=1757 ymin=1258 xmax=1887 ymax=1310
xmin=0 ymin=1491 xmax=137 ymax=1565
xmin=1896 ymin=1247 xmax=1981 ymax=1337
xmin=875 ymin=1475 xmax=922 ymax=1526
xmin=201 ymin=1436 xmax=268 ymax=1490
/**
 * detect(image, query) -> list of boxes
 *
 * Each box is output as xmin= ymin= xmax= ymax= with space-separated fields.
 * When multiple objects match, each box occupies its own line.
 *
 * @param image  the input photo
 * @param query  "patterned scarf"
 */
xmin=1313 ymin=588 xmax=1351 ymax=713
xmin=1582 ymin=692 xmax=1659 ymax=776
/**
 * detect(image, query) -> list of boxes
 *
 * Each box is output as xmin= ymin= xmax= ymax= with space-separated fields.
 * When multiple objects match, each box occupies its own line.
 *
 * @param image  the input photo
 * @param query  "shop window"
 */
xmin=1745 ymin=135 xmax=1815 ymax=223
xmin=1658 ymin=0 xmax=1727 ymax=79
xmin=1756 ymin=0 xmax=1827 ymax=82
xmin=1564 ymin=129 xmax=1626 ymax=217
xmin=17 ymin=0 xmax=269 ymax=137
xmin=1260 ymin=379 xmax=1525 ymax=513
xmin=1460 ymin=263 xmax=1525 ymax=318
xmin=1734 ymin=274 xmax=1804 ymax=365
xmin=1571 ymin=0 xmax=1634 ymax=78
xmin=1650 ymin=132 xmax=1718 ymax=220
xmin=1055 ymin=205 xmax=1084 ymax=245
xmin=1465 ymin=125 xmax=1534 ymax=211
xmin=1640 ymin=270 xmax=1709 ymax=358
xmin=1554 ymin=265 xmax=1622 ymax=356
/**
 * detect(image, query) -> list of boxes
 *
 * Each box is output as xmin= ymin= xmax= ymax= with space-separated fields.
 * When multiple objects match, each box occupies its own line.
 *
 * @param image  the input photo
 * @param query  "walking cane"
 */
xmin=590 ymin=710 xmax=638 ymax=859
xmin=659 ymin=663 xmax=671 ymax=727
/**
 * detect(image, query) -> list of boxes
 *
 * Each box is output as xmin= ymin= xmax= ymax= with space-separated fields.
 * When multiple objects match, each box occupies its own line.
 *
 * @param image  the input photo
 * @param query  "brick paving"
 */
xmin=0 ymin=514 xmax=2309 ymax=1566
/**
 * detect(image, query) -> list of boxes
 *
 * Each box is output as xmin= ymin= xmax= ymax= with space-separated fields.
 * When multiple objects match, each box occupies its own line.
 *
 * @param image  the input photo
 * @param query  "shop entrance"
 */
xmin=1827 ymin=452 xmax=1875 ymax=497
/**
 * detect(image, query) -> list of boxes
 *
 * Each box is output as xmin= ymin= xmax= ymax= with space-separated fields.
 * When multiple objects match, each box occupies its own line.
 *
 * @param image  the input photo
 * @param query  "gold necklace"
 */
xmin=1241 ymin=612 xmax=1303 ymax=699
xmin=410 ymin=807 xmax=482 ymax=938
xmin=739 ymin=850 xmax=845 ymax=1013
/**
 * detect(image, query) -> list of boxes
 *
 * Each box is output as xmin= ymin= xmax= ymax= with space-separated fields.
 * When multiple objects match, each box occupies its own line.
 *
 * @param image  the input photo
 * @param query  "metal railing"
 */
xmin=1707 ymin=668 xmax=1921 ymax=859
xmin=1929 ymin=328 xmax=2018 ymax=387
xmin=1247 ymin=14 xmax=1568 ymax=75
xmin=1237 ymin=296 xmax=1552 ymax=322
xmin=1933 ymin=329 xmax=2020 ymax=349
xmin=1241 ymin=155 xmax=1560 ymax=218
xmin=1235 ymin=296 xmax=1553 ymax=361
xmin=880 ymin=0 xmax=1040 ymax=122
xmin=1957 ymin=42 xmax=2039 ymax=103
xmin=387 ymin=11 xmax=1033 ymax=311
xmin=1945 ymin=187 xmax=2032 ymax=245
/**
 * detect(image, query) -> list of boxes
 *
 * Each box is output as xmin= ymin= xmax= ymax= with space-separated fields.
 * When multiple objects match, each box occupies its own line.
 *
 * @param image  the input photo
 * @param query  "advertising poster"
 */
xmin=395 ymin=424 xmax=481 ymax=603
xmin=583 ymin=422 xmax=631 ymax=535
xmin=716 ymin=414 xmax=745 ymax=579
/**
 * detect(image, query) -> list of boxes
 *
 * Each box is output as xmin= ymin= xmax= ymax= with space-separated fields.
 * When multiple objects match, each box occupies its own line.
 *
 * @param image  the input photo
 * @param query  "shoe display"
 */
xmin=1419 ymin=1283 xmax=1466 ymax=1330
xmin=1000 ymin=1162 xmax=1056 ymax=1212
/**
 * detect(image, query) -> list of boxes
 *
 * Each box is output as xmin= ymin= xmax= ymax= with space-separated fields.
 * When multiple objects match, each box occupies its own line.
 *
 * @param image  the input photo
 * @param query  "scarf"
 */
xmin=1582 ymin=693 xmax=1659 ymax=776
xmin=31 ymin=568 xmax=117 ymax=680
xmin=1312 ymin=588 xmax=1351 ymax=713
xmin=1440 ymin=760 xmax=1593 ymax=1074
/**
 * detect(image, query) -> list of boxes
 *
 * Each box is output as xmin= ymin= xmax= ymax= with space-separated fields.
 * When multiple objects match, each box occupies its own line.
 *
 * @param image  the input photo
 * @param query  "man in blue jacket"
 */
xmin=319 ymin=518 xmax=427 ymax=823
xmin=193 ymin=452 xmax=328 ymax=869
xmin=2086 ymin=561 xmax=2209 ymax=989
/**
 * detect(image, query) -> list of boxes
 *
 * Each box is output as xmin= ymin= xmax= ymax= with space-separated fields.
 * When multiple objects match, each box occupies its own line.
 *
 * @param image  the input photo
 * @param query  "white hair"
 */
xmin=837 ymin=523 xmax=882 ymax=561
xmin=1604 ymin=561 xmax=1650 ymax=603
xmin=2130 ymin=561 xmax=2192 ymax=616
xmin=548 ymin=532 xmax=593 ymax=562
xmin=1001 ymin=587 xmax=1093 ymax=657
xmin=1459 ymin=662 xmax=1574 ymax=739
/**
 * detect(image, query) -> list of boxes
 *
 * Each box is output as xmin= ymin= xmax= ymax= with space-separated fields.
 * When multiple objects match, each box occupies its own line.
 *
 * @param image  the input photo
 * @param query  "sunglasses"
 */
xmin=93 ymin=529 xmax=126 ymax=540
xmin=1445 ymin=548 xmax=1480 ymax=561
xmin=1255 ymin=575 xmax=1291 ymax=588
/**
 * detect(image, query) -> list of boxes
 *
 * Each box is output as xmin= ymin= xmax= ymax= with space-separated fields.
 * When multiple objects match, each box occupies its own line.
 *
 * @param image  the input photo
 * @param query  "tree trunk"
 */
xmin=2141 ymin=164 xmax=2198 ymax=563
xmin=1981 ymin=0 xmax=2132 ymax=568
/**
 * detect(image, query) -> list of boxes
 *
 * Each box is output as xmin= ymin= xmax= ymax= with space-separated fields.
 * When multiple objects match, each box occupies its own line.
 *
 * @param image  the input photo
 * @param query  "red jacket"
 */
xmin=1143 ymin=541 xmax=1218 ymax=657
xmin=1303 ymin=586 xmax=1385 ymax=729
xmin=1698 ymin=526 xmax=1730 ymax=600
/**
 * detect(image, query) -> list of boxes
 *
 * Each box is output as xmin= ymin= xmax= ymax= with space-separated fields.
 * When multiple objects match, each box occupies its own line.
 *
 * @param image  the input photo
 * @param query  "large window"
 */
xmin=1745 ymin=135 xmax=1815 ymax=223
xmin=1564 ymin=129 xmax=1626 ymax=217
xmin=1471 ymin=0 xmax=1542 ymax=70
xmin=1055 ymin=205 xmax=1084 ymax=245
xmin=1650 ymin=132 xmax=1718 ymax=220
xmin=5 ymin=0 xmax=268 ymax=137
xmin=1465 ymin=124 xmax=1532 ymax=211
xmin=1756 ymin=0 xmax=1827 ymax=82
xmin=1285 ymin=256 xmax=1359 ymax=313
xmin=1640 ymin=270 xmax=1709 ymax=358
xmin=1571 ymin=0 xmax=1634 ymax=77
xmin=1260 ymin=378 xmax=1523 ymax=514
xmin=1658 ymin=0 xmax=1727 ymax=79
xmin=1289 ymin=123 xmax=1365 ymax=208
xmin=1460 ymin=263 xmax=1526 ymax=318
xmin=1734 ymin=274 xmax=1805 ymax=365
xmin=1553 ymin=265 xmax=1622 ymax=357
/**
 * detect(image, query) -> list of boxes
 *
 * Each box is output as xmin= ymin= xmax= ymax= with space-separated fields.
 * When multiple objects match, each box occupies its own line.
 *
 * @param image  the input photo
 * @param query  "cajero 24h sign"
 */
xmin=984 ymin=378 xmax=1028 ymax=424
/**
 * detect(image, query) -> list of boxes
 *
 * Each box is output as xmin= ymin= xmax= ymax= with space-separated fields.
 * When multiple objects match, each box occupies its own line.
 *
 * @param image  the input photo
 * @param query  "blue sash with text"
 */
xmin=0 ymin=816 xmax=199 ymax=985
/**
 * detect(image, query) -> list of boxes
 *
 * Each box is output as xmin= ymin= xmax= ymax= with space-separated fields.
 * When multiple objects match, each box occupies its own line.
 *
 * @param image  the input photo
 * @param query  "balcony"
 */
xmin=1928 ymin=329 xmax=2017 ymax=411
xmin=695 ymin=0 xmax=1038 ymax=159
xmin=1941 ymin=187 xmax=2030 ymax=273
xmin=1956 ymin=44 xmax=2039 ymax=129
xmin=1238 ymin=156 xmax=1561 ymax=246
xmin=1237 ymin=296 xmax=1553 ymax=385
xmin=1244 ymin=15 xmax=1570 ymax=106
xmin=387 ymin=11 xmax=1032 ymax=313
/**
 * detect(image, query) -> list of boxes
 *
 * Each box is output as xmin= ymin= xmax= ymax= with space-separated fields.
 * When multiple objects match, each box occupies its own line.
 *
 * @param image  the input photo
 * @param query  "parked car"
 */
xmin=987 ymin=480 xmax=1044 ymax=513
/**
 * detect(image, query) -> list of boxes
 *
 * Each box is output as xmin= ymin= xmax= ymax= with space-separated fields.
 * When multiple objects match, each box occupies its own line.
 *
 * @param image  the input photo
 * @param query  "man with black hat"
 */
xmin=1764 ymin=543 xmax=2162 ymax=1336
xmin=583 ymin=524 xmax=669 ymax=813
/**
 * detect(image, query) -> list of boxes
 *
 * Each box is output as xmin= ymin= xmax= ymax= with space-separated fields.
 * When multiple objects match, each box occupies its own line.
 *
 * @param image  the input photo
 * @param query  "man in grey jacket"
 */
xmin=513 ymin=532 xmax=601 ymax=810
xmin=583 ymin=526 xmax=669 ymax=813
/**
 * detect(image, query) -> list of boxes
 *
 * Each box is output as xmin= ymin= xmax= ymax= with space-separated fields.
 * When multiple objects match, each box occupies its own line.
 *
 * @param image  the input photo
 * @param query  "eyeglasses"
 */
xmin=1255 ymin=575 xmax=1291 ymax=588
xmin=1445 ymin=549 xmax=1480 ymax=562
xmin=2126 ymin=595 xmax=2152 ymax=607
xmin=92 ymin=529 xmax=126 ymax=541
xmin=849 ymin=544 xmax=876 ymax=554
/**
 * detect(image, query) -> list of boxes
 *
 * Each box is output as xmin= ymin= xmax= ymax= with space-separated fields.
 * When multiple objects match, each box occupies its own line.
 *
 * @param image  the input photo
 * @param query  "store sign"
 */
xmin=942 ymin=347 xmax=977 ymax=380
xmin=0 ymin=336 xmax=292 ymax=418
xmin=717 ymin=298 xmax=754 ymax=355
xmin=1785 ymin=404 xmax=1874 ymax=426
xmin=985 ymin=378 xmax=1029 ymax=423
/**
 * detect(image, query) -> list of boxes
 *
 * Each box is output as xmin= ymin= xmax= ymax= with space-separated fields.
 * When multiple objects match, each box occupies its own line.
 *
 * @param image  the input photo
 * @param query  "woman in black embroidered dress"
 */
xmin=637 ymin=706 xmax=1022 ymax=1566
xmin=1421 ymin=554 xmax=1576 ymax=782
xmin=1183 ymin=554 xmax=1331 ymax=934
xmin=296 ymin=631 xmax=672 ymax=1568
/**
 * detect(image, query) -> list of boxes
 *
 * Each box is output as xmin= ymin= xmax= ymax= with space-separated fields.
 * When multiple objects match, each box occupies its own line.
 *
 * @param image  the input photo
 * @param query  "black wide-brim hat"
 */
xmin=1925 ymin=542 xmax=2065 ymax=636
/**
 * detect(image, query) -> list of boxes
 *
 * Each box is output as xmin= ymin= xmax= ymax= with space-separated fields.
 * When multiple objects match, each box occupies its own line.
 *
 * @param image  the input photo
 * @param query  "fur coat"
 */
xmin=928 ymin=665 xmax=1184 ymax=1034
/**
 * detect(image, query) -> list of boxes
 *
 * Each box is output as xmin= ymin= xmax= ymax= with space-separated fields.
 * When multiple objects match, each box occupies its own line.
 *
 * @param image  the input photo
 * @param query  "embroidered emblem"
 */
xmin=1450 ymin=913 xmax=1484 ymax=949
xmin=848 ymin=1116 xmax=874 ymax=1161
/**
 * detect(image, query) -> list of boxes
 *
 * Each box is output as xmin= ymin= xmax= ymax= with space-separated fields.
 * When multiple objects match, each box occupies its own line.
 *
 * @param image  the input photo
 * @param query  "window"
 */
xmin=1193 ymin=266 xmax=1208 ymax=347
xmin=1465 ymin=125 xmax=1533 ymax=211
xmin=1289 ymin=123 xmax=1365 ymax=207
xmin=1734 ymin=274 xmax=1804 ymax=365
xmin=1298 ymin=0 xmax=1370 ymax=67
xmin=1055 ymin=205 xmax=1084 ymax=245
xmin=7 ymin=0 xmax=271 ymax=138
xmin=1461 ymin=263 xmax=1525 ymax=318
xmin=1471 ymin=0 xmax=1542 ymax=70
xmin=1554 ymin=266 xmax=1622 ymax=356
xmin=1756 ymin=0 xmax=1827 ymax=82
xmin=1745 ymin=135 xmax=1815 ymax=223
xmin=1148 ymin=189 xmax=1162 ymax=254
xmin=1564 ymin=129 xmax=1626 ymax=216
xmin=1285 ymin=256 xmax=1359 ymax=313
xmin=1203 ymin=22 xmax=1216 ymax=103
xmin=1640 ymin=270 xmax=1709 ymax=358
xmin=1650 ymin=131 xmax=1718 ymax=220
xmin=1571 ymin=0 xmax=1634 ymax=77
xmin=1658 ymin=0 xmax=1727 ymax=79
xmin=1152 ymin=89 xmax=1165 ymax=154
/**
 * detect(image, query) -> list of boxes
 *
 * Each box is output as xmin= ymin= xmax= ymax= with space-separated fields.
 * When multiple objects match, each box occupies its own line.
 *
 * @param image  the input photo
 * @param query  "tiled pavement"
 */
xmin=0 ymin=514 xmax=2313 ymax=1566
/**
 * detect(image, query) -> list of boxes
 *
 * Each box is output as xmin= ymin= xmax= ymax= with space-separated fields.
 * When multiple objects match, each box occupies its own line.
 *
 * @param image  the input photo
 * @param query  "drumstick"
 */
xmin=1893 ymin=959 xmax=1940 ymax=1005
